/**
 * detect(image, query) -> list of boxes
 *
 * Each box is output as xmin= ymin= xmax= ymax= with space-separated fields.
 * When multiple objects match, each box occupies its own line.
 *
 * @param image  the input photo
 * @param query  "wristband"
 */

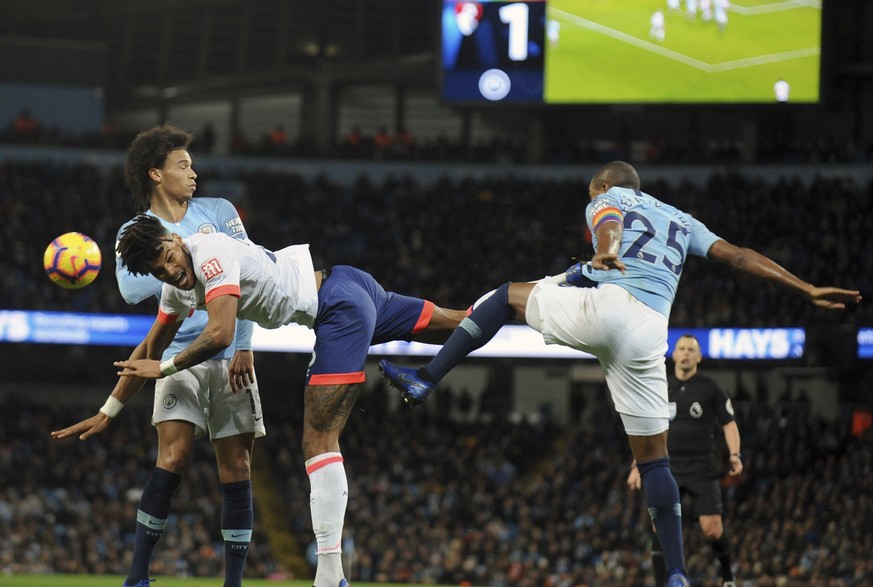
xmin=565 ymin=263 xmax=595 ymax=287
xmin=99 ymin=396 xmax=125 ymax=418
xmin=159 ymin=356 xmax=179 ymax=376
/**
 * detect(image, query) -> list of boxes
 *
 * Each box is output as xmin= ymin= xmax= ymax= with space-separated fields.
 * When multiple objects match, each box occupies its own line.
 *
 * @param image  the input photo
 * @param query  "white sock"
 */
xmin=306 ymin=452 xmax=348 ymax=586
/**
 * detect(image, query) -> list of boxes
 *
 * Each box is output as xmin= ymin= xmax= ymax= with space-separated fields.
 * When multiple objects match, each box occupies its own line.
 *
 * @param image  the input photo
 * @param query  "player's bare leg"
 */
xmin=407 ymin=305 xmax=466 ymax=344
xmin=304 ymin=383 xmax=360 ymax=587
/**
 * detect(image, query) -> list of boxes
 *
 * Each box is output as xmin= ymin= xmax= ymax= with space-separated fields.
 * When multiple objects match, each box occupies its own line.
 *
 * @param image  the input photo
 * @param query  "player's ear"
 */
xmin=148 ymin=167 xmax=162 ymax=183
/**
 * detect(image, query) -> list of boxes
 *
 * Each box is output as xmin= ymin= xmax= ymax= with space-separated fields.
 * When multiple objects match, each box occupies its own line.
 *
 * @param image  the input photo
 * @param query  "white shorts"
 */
xmin=153 ymin=359 xmax=266 ymax=440
xmin=526 ymin=283 xmax=669 ymax=433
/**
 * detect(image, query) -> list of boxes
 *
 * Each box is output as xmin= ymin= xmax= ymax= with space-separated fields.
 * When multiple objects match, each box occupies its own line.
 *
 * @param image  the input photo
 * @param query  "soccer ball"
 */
xmin=43 ymin=232 xmax=102 ymax=289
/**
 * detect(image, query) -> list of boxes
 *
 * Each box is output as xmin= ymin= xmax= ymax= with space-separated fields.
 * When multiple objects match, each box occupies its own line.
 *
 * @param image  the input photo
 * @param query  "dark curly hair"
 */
xmin=116 ymin=215 xmax=173 ymax=276
xmin=124 ymin=124 xmax=194 ymax=213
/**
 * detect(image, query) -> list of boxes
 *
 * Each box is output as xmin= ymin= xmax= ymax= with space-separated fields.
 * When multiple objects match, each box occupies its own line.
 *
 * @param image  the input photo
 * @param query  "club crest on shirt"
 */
xmin=689 ymin=401 xmax=703 ymax=418
xmin=198 ymin=223 xmax=217 ymax=233
xmin=201 ymin=257 xmax=224 ymax=280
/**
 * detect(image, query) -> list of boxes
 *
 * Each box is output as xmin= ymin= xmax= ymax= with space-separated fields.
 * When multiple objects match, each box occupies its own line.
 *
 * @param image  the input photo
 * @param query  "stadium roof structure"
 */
xmin=2 ymin=0 xmax=439 ymax=106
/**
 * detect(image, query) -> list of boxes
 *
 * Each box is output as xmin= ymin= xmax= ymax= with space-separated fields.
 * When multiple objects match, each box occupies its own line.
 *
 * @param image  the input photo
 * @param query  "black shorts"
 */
xmin=677 ymin=477 xmax=723 ymax=518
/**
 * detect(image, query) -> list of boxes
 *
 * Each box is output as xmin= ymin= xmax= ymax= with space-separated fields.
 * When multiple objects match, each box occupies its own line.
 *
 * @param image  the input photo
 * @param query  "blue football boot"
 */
xmin=378 ymin=360 xmax=435 ymax=406
xmin=666 ymin=569 xmax=690 ymax=587
xmin=123 ymin=580 xmax=155 ymax=587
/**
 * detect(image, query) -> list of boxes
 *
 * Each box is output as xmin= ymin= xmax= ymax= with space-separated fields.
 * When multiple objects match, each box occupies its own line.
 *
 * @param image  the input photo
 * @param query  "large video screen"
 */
xmin=441 ymin=0 xmax=822 ymax=104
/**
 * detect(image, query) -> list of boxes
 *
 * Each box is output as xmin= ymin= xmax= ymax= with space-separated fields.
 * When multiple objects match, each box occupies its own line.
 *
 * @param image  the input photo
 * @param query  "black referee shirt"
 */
xmin=667 ymin=372 xmax=735 ymax=481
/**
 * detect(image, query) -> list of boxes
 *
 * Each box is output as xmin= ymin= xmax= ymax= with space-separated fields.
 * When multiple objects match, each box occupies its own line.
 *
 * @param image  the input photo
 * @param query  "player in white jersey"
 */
xmin=700 ymin=0 xmax=713 ymax=22
xmin=715 ymin=0 xmax=729 ymax=32
xmin=650 ymin=10 xmax=666 ymax=42
xmin=774 ymin=78 xmax=791 ymax=103
xmin=52 ymin=125 xmax=261 ymax=587
xmin=379 ymin=161 xmax=860 ymax=587
xmin=107 ymin=214 xmax=466 ymax=587
xmin=686 ymin=0 xmax=698 ymax=21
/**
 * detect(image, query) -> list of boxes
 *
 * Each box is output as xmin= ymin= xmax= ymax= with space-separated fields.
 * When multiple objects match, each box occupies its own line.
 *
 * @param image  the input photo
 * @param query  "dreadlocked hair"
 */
xmin=117 ymin=215 xmax=171 ymax=276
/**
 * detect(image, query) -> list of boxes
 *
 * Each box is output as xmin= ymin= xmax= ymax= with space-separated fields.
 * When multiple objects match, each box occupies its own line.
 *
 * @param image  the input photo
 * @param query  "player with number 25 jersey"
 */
xmin=578 ymin=187 xmax=721 ymax=318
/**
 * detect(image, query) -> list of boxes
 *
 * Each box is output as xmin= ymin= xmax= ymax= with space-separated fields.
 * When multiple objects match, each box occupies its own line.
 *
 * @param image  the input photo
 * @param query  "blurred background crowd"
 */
xmin=2 ymin=159 xmax=871 ymax=328
xmin=3 ymin=377 xmax=871 ymax=587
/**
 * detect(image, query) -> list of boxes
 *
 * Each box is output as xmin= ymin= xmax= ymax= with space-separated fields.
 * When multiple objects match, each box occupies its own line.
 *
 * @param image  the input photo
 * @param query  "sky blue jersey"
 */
xmin=581 ymin=187 xmax=721 ymax=318
xmin=115 ymin=197 xmax=253 ymax=359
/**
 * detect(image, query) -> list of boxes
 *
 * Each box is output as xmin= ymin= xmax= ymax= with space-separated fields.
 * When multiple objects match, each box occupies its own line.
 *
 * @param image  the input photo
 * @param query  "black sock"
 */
xmin=711 ymin=531 xmax=734 ymax=581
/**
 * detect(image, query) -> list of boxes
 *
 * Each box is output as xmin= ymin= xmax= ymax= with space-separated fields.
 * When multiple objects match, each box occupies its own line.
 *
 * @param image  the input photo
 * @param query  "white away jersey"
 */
xmin=115 ymin=197 xmax=250 ymax=359
xmin=157 ymin=232 xmax=319 ymax=330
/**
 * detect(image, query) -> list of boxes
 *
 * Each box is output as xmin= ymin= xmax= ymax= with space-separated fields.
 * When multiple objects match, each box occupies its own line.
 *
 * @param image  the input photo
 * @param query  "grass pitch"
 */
xmin=545 ymin=0 xmax=821 ymax=103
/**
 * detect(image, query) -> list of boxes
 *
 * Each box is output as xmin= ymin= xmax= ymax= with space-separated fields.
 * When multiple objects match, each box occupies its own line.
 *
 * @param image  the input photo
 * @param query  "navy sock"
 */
xmin=423 ymin=283 xmax=514 ymax=382
xmin=126 ymin=467 xmax=181 ymax=585
xmin=221 ymin=480 xmax=254 ymax=587
xmin=638 ymin=457 xmax=685 ymax=576
xmin=651 ymin=528 xmax=666 ymax=586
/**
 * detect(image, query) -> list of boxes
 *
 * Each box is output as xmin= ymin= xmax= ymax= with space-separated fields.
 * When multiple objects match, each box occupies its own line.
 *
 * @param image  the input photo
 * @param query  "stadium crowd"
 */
xmin=3 ymin=112 xmax=872 ymax=166
xmin=0 ymin=394 xmax=279 ymax=579
xmin=2 ymin=160 xmax=871 ymax=328
xmin=3 ymin=380 xmax=871 ymax=586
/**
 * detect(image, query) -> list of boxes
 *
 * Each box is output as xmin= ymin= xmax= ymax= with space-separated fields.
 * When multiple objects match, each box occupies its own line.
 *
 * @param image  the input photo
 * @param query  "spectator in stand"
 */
xmin=341 ymin=126 xmax=364 ymax=158
xmin=12 ymin=109 xmax=40 ymax=143
xmin=392 ymin=126 xmax=415 ymax=159
xmin=268 ymin=124 xmax=289 ymax=155
xmin=373 ymin=126 xmax=392 ymax=158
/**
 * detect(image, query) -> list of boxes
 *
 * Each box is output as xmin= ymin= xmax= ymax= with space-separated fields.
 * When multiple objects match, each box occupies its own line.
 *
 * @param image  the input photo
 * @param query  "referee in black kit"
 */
xmin=628 ymin=334 xmax=742 ymax=587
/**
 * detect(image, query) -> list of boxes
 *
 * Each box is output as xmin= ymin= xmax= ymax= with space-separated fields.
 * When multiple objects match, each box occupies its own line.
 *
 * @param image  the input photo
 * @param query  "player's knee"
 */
xmin=157 ymin=451 xmax=190 ymax=474
xmin=700 ymin=517 xmax=724 ymax=539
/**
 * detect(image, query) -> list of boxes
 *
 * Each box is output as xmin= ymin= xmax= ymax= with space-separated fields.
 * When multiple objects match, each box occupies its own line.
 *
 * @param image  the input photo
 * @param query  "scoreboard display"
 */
xmin=441 ymin=0 xmax=822 ymax=104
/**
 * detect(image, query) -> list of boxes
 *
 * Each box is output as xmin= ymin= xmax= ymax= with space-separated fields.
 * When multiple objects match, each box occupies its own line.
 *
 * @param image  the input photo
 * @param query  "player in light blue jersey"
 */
xmin=380 ymin=161 xmax=860 ymax=587
xmin=52 ymin=125 xmax=261 ymax=587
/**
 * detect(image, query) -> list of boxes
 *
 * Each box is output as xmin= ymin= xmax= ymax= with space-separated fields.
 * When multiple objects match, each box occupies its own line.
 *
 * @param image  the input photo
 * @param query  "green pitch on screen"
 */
xmin=545 ymin=0 xmax=821 ymax=103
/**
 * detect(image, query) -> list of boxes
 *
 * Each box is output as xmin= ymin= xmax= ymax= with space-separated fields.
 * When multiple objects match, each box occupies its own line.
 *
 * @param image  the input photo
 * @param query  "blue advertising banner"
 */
xmin=1 ymin=310 xmax=805 ymax=360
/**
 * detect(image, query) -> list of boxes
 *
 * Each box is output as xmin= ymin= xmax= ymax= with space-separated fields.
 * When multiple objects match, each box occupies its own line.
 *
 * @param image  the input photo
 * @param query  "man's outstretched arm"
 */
xmin=707 ymin=239 xmax=861 ymax=309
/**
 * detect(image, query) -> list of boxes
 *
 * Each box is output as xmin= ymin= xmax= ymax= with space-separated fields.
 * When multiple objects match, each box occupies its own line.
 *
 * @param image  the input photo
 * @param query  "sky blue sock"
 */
xmin=221 ymin=480 xmax=254 ymax=587
xmin=637 ymin=457 xmax=686 ymax=576
xmin=422 ymin=282 xmax=514 ymax=382
xmin=126 ymin=467 xmax=181 ymax=585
